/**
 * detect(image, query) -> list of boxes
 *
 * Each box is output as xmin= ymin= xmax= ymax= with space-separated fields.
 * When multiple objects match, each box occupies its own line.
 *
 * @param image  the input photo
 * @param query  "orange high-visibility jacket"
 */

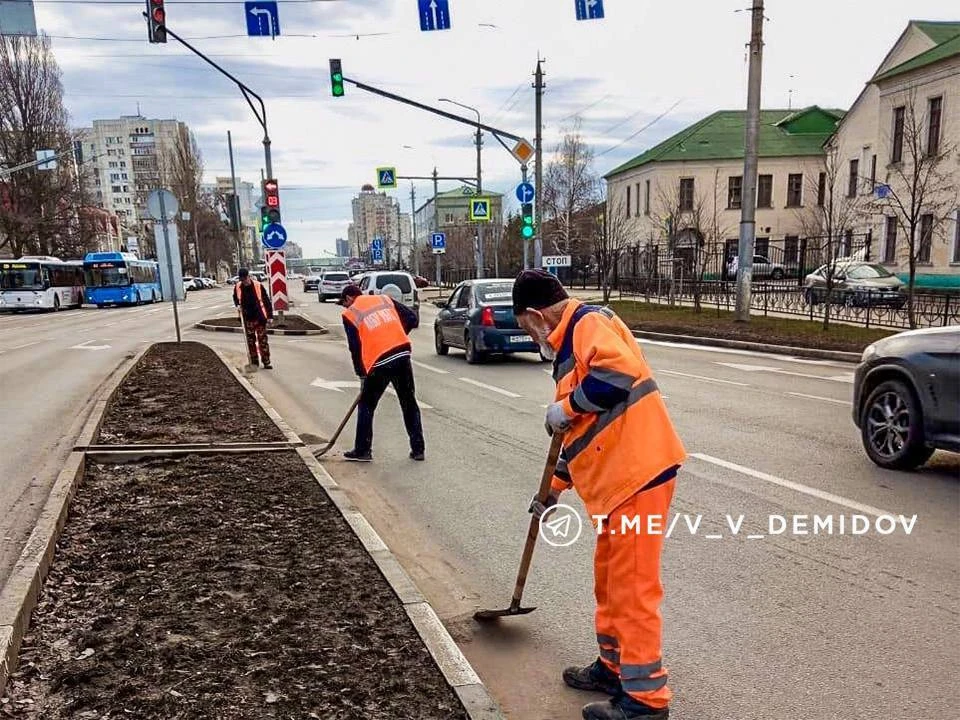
xmin=547 ymin=300 xmax=686 ymax=517
xmin=342 ymin=295 xmax=411 ymax=374
xmin=234 ymin=280 xmax=269 ymax=320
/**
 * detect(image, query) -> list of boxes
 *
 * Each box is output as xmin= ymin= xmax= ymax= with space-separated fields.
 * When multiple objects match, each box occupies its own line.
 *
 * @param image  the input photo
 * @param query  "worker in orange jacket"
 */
xmin=513 ymin=269 xmax=686 ymax=720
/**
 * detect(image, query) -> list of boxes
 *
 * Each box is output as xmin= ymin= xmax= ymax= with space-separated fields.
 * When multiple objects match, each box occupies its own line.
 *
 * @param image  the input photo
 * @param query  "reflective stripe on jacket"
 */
xmin=234 ymin=280 xmax=269 ymax=322
xmin=547 ymin=300 xmax=686 ymax=517
xmin=342 ymin=294 xmax=411 ymax=374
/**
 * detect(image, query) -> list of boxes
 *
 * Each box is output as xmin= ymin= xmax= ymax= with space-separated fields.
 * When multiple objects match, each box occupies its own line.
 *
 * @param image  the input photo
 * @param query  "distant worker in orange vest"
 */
xmin=233 ymin=268 xmax=273 ymax=369
xmin=339 ymin=284 xmax=424 ymax=462
xmin=513 ymin=269 xmax=686 ymax=720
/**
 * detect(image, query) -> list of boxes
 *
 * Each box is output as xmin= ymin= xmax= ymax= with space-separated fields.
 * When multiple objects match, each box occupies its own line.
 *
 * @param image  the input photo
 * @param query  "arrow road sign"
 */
xmin=418 ymin=0 xmax=451 ymax=31
xmin=575 ymin=0 xmax=605 ymax=21
xmin=431 ymin=232 xmax=446 ymax=254
xmin=245 ymin=1 xmax=280 ymax=37
xmin=469 ymin=198 xmax=491 ymax=222
xmin=516 ymin=182 xmax=535 ymax=203
xmin=266 ymin=250 xmax=288 ymax=311
xmin=377 ymin=167 xmax=397 ymax=188
xmin=262 ymin=222 xmax=287 ymax=249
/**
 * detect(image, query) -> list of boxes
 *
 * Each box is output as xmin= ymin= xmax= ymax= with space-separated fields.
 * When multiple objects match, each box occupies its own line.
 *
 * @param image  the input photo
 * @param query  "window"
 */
xmin=892 ymin=106 xmax=905 ymax=163
xmin=110 ymin=173 xmax=120 ymax=181
xmin=725 ymin=238 xmax=739 ymax=259
xmin=784 ymin=235 xmax=799 ymax=264
xmin=375 ymin=273 xmax=412 ymax=294
xmin=111 ymin=185 xmax=121 ymax=193
xmin=107 ymin=149 xmax=116 ymax=156
xmin=636 ymin=184 xmax=641 ymax=217
xmin=118 ymin=149 xmax=125 ymax=156
xmin=122 ymin=185 xmax=128 ymax=192
xmin=119 ymin=161 xmax=126 ymax=168
xmin=757 ymin=174 xmax=773 ymax=208
xmin=928 ymin=96 xmax=942 ymax=156
xmin=446 ymin=286 xmax=461 ymax=307
xmin=841 ymin=229 xmax=853 ymax=257
xmin=847 ymin=159 xmax=859 ymax=198
xmin=919 ymin=214 xmax=933 ymax=263
xmin=455 ymin=286 xmax=471 ymax=308
xmin=883 ymin=216 xmax=897 ymax=263
xmin=644 ymin=180 xmax=650 ymax=216
xmin=755 ymin=237 xmax=769 ymax=257
xmin=869 ymin=154 xmax=877 ymax=190
xmin=108 ymin=161 xmax=118 ymax=169
xmin=817 ymin=172 xmax=826 ymax=206
xmin=121 ymin=173 xmax=128 ymax=180
xmin=679 ymin=178 xmax=694 ymax=212
xmin=476 ymin=282 xmax=514 ymax=303
xmin=953 ymin=211 xmax=960 ymax=263
xmin=786 ymin=173 xmax=803 ymax=207
xmin=727 ymin=176 xmax=742 ymax=209
xmin=626 ymin=185 xmax=632 ymax=217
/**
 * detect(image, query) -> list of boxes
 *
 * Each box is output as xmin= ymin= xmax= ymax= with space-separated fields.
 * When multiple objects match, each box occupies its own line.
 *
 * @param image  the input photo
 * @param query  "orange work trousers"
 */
xmin=594 ymin=476 xmax=675 ymax=709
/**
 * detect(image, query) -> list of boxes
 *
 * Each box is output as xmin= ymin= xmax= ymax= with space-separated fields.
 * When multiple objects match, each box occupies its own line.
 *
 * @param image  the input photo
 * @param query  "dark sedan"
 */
xmin=853 ymin=326 xmax=960 ymax=469
xmin=433 ymin=279 xmax=545 ymax=364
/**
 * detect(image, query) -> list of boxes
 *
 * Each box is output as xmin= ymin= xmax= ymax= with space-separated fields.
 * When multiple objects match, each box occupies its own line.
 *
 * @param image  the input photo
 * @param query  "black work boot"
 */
xmin=343 ymin=449 xmax=372 ymax=462
xmin=563 ymin=658 xmax=621 ymax=696
xmin=582 ymin=693 xmax=668 ymax=720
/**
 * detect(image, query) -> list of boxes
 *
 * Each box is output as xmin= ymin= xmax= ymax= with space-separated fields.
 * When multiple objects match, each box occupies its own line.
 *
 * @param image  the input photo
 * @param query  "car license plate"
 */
xmin=510 ymin=334 xmax=533 ymax=343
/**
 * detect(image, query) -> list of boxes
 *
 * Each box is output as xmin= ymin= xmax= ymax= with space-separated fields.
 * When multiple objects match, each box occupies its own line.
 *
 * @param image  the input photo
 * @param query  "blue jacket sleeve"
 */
xmin=391 ymin=298 xmax=419 ymax=333
xmin=343 ymin=318 xmax=365 ymax=377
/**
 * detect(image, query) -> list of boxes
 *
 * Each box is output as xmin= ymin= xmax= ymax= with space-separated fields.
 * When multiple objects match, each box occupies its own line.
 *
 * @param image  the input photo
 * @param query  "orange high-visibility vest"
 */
xmin=342 ymin=294 xmax=409 ymax=373
xmin=547 ymin=300 xmax=686 ymax=517
xmin=235 ymin=280 xmax=268 ymax=319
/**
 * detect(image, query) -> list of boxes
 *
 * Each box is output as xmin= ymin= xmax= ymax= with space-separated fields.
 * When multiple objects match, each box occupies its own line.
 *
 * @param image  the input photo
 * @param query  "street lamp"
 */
xmin=438 ymin=98 xmax=484 ymax=279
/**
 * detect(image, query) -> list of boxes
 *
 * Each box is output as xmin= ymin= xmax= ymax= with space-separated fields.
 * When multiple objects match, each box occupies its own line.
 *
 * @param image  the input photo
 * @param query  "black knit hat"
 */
xmin=339 ymin=284 xmax=362 ymax=305
xmin=512 ymin=269 xmax=568 ymax=316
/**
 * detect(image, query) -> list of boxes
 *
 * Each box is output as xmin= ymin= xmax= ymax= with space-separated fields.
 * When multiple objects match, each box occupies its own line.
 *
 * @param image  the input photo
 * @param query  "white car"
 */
xmin=318 ymin=270 xmax=351 ymax=302
xmin=354 ymin=270 xmax=420 ymax=321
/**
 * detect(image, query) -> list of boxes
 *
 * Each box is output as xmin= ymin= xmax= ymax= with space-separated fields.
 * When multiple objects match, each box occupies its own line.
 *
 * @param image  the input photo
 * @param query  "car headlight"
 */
xmin=861 ymin=343 xmax=878 ymax=362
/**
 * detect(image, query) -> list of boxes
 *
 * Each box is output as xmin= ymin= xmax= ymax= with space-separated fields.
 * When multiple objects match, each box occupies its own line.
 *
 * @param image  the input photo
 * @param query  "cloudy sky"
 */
xmin=35 ymin=0 xmax=955 ymax=257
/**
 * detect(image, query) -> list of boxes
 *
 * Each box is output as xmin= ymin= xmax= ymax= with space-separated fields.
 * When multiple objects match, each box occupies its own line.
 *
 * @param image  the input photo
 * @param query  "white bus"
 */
xmin=0 ymin=256 xmax=85 ymax=311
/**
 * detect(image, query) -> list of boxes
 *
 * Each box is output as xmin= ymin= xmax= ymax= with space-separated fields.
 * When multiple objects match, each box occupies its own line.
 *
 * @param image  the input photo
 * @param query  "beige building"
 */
xmin=829 ymin=20 xmax=960 ymax=288
xmin=605 ymin=107 xmax=844 ymax=278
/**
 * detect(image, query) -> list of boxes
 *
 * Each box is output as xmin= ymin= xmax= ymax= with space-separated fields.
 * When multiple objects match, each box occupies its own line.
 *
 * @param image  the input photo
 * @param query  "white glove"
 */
xmin=544 ymin=402 xmax=573 ymax=436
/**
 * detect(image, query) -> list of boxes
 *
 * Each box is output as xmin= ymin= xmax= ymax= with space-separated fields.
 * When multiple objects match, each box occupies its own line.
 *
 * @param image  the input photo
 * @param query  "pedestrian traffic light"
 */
xmin=146 ymin=0 xmax=167 ymax=43
xmin=261 ymin=179 xmax=281 ymax=226
xmin=329 ymin=59 xmax=344 ymax=97
xmin=521 ymin=203 xmax=535 ymax=239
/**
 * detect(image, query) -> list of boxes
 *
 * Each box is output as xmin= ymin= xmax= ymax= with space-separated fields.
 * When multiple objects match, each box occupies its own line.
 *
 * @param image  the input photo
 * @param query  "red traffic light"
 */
xmin=266 ymin=196 xmax=279 ymax=208
xmin=152 ymin=7 xmax=165 ymax=22
xmin=263 ymin=180 xmax=278 ymax=194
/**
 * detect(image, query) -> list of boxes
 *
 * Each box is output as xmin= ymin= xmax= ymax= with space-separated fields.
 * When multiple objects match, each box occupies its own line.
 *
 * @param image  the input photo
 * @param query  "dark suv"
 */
xmin=852 ymin=326 xmax=960 ymax=469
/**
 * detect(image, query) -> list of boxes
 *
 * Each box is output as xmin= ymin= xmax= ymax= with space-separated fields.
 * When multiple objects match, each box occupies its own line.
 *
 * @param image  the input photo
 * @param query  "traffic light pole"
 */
xmin=521 ymin=164 xmax=529 ymax=270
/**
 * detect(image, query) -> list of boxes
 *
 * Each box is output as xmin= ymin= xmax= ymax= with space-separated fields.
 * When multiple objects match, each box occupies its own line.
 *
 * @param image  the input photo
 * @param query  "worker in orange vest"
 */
xmin=339 ymin=284 xmax=424 ymax=462
xmin=513 ymin=269 xmax=686 ymax=720
xmin=233 ymin=268 xmax=273 ymax=369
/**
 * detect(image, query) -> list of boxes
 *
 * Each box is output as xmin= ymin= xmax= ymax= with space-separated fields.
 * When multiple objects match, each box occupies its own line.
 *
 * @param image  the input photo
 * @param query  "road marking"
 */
xmin=714 ymin=361 xmax=855 ymax=384
xmin=636 ymin=338 xmax=856 ymax=368
xmin=413 ymin=360 xmax=449 ymax=374
xmin=690 ymin=453 xmax=892 ymax=517
xmin=786 ymin=392 xmax=852 ymax=406
xmin=384 ymin=387 xmax=433 ymax=409
xmin=145 ymin=308 xmax=162 ymax=314
xmin=103 ymin=321 xmax=118 ymax=327
xmin=458 ymin=377 xmax=522 ymax=398
xmin=69 ymin=340 xmax=111 ymax=351
xmin=10 ymin=341 xmax=39 ymax=351
xmin=542 ymin=369 xmax=552 ymax=376
xmin=657 ymin=369 xmax=748 ymax=387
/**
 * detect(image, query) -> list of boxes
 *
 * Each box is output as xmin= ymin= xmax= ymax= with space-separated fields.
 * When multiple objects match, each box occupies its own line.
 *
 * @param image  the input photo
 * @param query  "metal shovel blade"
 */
xmin=473 ymin=605 xmax=537 ymax=622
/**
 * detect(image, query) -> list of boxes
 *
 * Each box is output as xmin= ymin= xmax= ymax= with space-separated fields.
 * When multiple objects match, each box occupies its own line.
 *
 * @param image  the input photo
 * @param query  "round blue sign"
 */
xmin=262 ymin=223 xmax=287 ymax=249
xmin=516 ymin=182 xmax=535 ymax=203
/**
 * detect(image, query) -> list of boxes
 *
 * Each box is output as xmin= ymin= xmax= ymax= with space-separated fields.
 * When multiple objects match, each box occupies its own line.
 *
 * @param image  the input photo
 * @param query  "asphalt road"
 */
xmin=5 ymin=286 xmax=958 ymax=720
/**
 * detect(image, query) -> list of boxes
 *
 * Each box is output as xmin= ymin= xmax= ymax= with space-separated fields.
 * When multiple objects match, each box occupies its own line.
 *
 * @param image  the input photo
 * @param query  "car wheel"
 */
xmin=434 ymin=326 xmax=449 ymax=356
xmin=464 ymin=333 xmax=484 ymax=364
xmin=135 ymin=291 xmax=141 ymax=306
xmin=53 ymin=296 xmax=60 ymax=311
xmin=772 ymin=268 xmax=784 ymax=280
xmin=319 ymin=293 xmax=326 ymax=303
xmin=860 ymin=380 xmax=934 ymax=470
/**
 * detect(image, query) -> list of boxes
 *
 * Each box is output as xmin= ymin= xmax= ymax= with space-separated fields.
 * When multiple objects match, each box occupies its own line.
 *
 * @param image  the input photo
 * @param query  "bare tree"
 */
xmin=796 ymin=142 xmax=868 ymax=329
xmin=164 ymin=125 xmax=204 ymax=273
xmin=593 ymin=197 xmax=630 ymax=303
xmin=541 ymin=120 xmax=599 ymax=256
xmin=648 ymin=178 xmax=709 ymax=307
xmin=871 ymin=91 xmax=959 ymax=328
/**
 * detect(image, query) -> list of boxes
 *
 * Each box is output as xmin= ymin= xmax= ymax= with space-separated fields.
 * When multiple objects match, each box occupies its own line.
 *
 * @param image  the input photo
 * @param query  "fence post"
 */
xmin=944 ymin=294 xmax=951 ymax=327
xmin=865 ymin=229 xmax=872 ymax=262
xmin=798 ymin=237 xmax=807 ymax=287
xmin=866 ymin=290 xmax=871 ymax=328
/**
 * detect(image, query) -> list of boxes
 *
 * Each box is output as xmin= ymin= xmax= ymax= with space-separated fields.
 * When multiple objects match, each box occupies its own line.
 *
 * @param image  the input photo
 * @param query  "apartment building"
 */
xmin=347 ymin=184 xmax=411 ymax=264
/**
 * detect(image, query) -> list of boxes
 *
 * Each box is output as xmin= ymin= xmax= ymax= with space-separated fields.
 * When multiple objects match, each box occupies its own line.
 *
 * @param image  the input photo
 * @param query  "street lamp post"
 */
xmin=439 ymin=98 xmax=484 ymax=279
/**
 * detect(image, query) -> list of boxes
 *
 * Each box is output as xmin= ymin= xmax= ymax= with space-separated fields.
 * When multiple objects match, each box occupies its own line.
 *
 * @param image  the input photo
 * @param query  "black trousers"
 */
xmin=354 ymin=356 xmax=425 ymax=454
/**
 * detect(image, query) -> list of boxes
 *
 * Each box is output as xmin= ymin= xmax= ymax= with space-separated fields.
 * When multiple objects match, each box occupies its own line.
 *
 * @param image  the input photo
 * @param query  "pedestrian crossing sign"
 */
xmin=469 ymin=197 xmax=491 ymax=222
xmin=377 ymin=167 xmax=397 ymax=189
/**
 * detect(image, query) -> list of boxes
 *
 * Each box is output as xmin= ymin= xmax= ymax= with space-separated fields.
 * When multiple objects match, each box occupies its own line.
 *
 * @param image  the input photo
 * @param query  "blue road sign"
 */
xmin=377 ymin=167 xmax=397 ymax=188
xmin=371 ymin=247 xmax=385 ymax=264
xmin=245 ymin=1 xmax=280 ymax=37
xmin=470 ymin=198 xmax=491 ymax=222
xmin=262 ymin=222 xmax=287 ymax=249
xmin=575 ymin=0 xmax=604 ymax=21
xmin=431 ymin=232 xmax=446 ymax=250
xmin=516 ymin=182 xmax=535 ymax=203
xmin=371 ymin=236 xmax=384 ymax=250
xmin=875 ymin=184 xmax=891 ymax=199
xmin=418 ymin=0 xmax=451 ymax=32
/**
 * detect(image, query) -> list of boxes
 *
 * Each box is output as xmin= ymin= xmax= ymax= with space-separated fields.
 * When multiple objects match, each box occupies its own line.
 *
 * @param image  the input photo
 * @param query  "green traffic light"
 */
xmin=521 ymin=225 xmax=534 ymax=239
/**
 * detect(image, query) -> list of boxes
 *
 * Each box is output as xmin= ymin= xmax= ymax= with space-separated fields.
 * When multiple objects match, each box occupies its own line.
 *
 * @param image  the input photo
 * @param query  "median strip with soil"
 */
xmin=2 ymin=342 xmax=471 ymax=719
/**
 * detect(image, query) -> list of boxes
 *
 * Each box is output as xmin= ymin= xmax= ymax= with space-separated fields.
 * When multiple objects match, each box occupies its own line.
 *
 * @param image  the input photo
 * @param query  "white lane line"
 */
xmin=715 ymin=361 xmax=854 ymax=384
xmin=384 ymin=387 xmax=433 ymax=409
xmin=145 ymin=308 xmax=162 ymax=314
xmin=543 ymin=369 xmax=552 ymax=376
xmin=413 ymin=360 xmax=449 ymax=375
xmin=690 ymin=453 xmax=893 ymax=517
xmin=103 ymin=321 xmax=119 ymax=327
xmin=458 ymin=377 xmax=522 ymax=398
xmin=636 ymin=337 xmax=856 ymax=369
xmin=10 ymin=341 xmax=39 ymax=351
xmin=657 ymin=369 xmax=748 ymax=387
xmin=786 ymin=392 xmax=852 ymax=406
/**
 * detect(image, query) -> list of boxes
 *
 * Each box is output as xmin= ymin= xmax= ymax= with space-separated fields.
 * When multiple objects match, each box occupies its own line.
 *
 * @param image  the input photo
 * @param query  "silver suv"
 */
xmin=355 ymin=271 xmax=420 ymax=321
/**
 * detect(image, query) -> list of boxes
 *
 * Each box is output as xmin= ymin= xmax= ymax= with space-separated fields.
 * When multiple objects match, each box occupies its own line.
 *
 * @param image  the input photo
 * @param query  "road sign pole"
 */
xmin=476 ymin=123 xmax=484 ymax=280
xmin=410 ymin=183 xmax=418 ymax=276
xmin=157 ymin=190 xmax=181 ymax=343
xmin=521 ymin=164 xmax=529 ymax=270
xmin=533 ymin=59 xmax=545 ymax=270
xmin=227 ymin=130 xmax=245 ymax=268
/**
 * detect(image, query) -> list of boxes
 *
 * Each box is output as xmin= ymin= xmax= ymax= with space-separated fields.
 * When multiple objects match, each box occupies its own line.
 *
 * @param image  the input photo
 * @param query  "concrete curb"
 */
xmin=194 ymin=320 xmax=328 ymax=336
xmin=214 ymin=345 xmax=506 ymax=720
xmin=0 ymin=346 xmax=148 ymax=691
xmin=632 ymin=329 xmax=862 ymax=363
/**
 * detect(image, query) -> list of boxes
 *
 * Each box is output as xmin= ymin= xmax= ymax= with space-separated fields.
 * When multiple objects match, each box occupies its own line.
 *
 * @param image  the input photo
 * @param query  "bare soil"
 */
xmin=2 ymin=452 xmax=468 ymax=719
xmin=97 ymin=342 xmax=285 ymax=445
xmin=202 ymin=315 xmax=325 ymax=332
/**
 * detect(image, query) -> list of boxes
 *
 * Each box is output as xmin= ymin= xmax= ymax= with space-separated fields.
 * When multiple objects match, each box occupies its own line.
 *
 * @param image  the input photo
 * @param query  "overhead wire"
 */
xmin=595 ymin=99 xmax=683 ymax=157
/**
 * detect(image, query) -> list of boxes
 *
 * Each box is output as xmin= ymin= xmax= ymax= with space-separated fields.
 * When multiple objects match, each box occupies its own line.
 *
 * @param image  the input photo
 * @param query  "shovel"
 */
xmin=474 ymin=432 xmax=564 ymax=621
xmin=312 ymin=390 xmax=362 ymax=458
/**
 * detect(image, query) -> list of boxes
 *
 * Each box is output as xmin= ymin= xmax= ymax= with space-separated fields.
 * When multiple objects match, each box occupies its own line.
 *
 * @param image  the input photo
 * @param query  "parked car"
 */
xmin=354 ymin=270 xmax=420 ymax=321
xmin=318 ymin=270 xmax=351 ymax=302
xmin=303 ymin=272 xmax=322 ymax=292
xmin=226 ymin=275 xmax=239 ymax=285
xmin=433 ymin=279 xmax=544 ymax=364
xmin=183 ymin=276 xmax=201 ymax=291
xmin=728 ymin=254 xmax=788 ymax=280
xmin=413 ymin=275 xmax=430 ymax=289
xmin=804 ymin=261 xmax=905 ymax=307
xmin=853 ymin=326 xmax=959 ymax=470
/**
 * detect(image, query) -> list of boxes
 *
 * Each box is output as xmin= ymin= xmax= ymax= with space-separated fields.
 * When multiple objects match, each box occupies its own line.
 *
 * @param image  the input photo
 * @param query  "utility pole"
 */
xmin=227 ymin=131 xmax=244 ymax=269
xmin=521 ymin=163 xmax=529 ymax=269
xmin=410 ymin=183 xmax=418 ymax=276
xmin=475 ymin=123 xmax=485 ymax=279
xmin=533 ymin=58 xmax=545 ymax=270
xmin=396 ymin=200 xmax=402 ymax=270
xmin=735 ymin=0 xmax=765 ymax=322
xmin=433 ymin=167 xmax=441 ymax=289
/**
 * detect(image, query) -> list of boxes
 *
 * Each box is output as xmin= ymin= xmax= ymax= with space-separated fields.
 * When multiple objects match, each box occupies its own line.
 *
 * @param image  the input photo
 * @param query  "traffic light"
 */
xmin=262 ymin=179 xmax=280 ymax=226
xmin=146 ymin=0 xmax=166 ymax=44
xmin=329 ymin=59 xmax=344 ymax=97
xmin=521 ymin=202 xmax=535 ymax=239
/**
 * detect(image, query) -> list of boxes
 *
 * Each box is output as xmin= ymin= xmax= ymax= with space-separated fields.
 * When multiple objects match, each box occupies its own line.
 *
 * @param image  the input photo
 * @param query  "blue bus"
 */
xmin=83 ymin=252 xmax=162 ymax=307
